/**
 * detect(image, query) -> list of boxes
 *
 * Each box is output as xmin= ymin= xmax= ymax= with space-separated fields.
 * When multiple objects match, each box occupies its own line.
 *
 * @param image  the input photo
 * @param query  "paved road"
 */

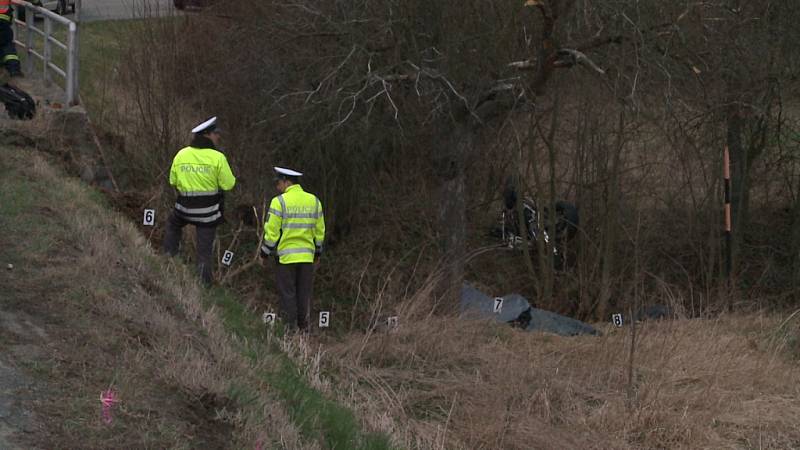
xmin=71 ymin=0 xmax=177 ymax=22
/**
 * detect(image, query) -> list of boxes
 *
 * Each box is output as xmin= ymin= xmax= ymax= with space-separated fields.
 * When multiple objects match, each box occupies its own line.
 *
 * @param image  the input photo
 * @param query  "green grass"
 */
xmin=205 ymin=287 xmax=396 ymax=450
xmin=76 ymin=20 xmax=133 ymax=115
xmin=269 ymin=362 xmax=394 ymax=450
xmin=0 ymin=158 xmax=62 ymax=255
xmin=16 ymin=17 xmax=133 ymax=111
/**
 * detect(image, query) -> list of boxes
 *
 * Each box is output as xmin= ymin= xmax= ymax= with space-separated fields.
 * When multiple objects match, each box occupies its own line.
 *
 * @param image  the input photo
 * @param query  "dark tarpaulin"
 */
xmin=460 ymin=284 xmax=600 ymax=337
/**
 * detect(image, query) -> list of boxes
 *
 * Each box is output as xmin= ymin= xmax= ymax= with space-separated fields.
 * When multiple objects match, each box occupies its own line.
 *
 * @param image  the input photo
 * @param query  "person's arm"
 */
xmin=261 ymin=197 xmax=283 ymax=258
xmin=314 ymin=198 xmax=325 ymax=259
xmin=217 ymin=154 xmax=236 ymax=191
xmin=168 ymin=157 xmax=178 ymax=188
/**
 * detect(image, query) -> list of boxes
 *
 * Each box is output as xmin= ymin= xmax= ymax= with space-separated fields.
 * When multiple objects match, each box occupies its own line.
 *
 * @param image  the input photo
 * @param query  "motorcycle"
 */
xmin=494 ymin=195 xmax=579 ymax=269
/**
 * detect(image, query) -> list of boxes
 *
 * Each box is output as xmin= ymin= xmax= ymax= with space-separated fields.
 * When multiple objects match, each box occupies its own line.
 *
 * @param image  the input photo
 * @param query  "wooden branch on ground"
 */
xmin=221 ymin=202 xmax=268 ymax=286
xmin=552 ymin=49 xmax=606 ymax=74
xmin=508 ymin=48 xmax=606 ymax=74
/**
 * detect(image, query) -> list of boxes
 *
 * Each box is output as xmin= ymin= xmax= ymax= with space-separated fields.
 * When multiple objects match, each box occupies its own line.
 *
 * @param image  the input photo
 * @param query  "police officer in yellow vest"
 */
xmin=0 ymin=0 xmax=22 ymax=83
xmin=261 ymin=167 xmax=325 ymax=332
xmin=164 ymin=117 xmax=236 ymax=285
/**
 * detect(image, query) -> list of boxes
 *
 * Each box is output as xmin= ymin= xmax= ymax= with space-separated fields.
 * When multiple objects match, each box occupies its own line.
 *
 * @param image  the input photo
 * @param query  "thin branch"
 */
xmin=305 ymin=45 xmax=359 ymax=104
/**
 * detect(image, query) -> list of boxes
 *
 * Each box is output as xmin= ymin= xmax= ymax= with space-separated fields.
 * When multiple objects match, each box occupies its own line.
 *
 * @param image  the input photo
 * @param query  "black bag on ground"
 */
xmin=0 ymin=83 xmax=35 ymax=120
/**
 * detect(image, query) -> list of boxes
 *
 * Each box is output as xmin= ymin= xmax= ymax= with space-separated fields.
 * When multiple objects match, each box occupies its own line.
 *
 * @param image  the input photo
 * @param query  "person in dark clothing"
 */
xmin=0 ymin=1 xmax=22 ymax=83
xmin=500 ymin=178 xmax=580 ymax=269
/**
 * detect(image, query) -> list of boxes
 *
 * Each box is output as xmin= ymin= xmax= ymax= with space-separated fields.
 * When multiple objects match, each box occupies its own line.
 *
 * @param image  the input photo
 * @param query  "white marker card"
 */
xmin=612 ymin=313 xmax=624 ymax=328
xmin=143 ymin=209 xmax=155 ymax=226
xmin=493 ymin=297 xmax=504 ymax=314
xmin=319 ymin=311 xmax=330 ymax=328
xmin=387 ymin=316 xmax=399 ymax=328
xmin=262 ymin=312 xmax=276 ymax=326
xmin=221 ymin=250 xmax=234 ymax=266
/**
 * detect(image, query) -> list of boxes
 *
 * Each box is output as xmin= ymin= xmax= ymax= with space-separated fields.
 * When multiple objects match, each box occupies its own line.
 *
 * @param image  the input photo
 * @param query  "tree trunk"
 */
xmin=726 ymin=99 xmax=747 ymax=278
xmin=434 ymin=124 xmax=469 ymax=312
xmin=792 ymin=191 xmax=800 ymax=299
xmin=596 ymin=110 xmax=625 ymax=320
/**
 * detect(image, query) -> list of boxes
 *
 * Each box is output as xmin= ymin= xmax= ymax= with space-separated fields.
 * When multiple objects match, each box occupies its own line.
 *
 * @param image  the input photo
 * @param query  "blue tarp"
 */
xmin=460 ymin=284 xmax=600 ymax=336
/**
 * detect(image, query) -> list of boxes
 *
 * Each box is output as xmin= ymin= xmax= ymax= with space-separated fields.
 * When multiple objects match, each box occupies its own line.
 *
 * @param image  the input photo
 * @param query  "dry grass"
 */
xmin=322 ymin=289 xmax=800 ymax=449
xmin=1 ymin=149 xmax=305 ymax=448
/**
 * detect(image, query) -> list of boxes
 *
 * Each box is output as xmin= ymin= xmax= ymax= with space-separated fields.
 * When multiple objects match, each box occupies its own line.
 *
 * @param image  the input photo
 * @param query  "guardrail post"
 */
xmin=12 ymin=0 xmax=80 ymax=106
xmin=66 ymin=22 xmax=76 ymax=105
xmin=72 ymin=23 xmax=79 ymax=106
xmin=24 ymin=6 xmax=33 ymax=74
xmin=43 ymin=17 xmax=52 ymax=86
xmin=12 ymin=6 xmax=17 ymax=43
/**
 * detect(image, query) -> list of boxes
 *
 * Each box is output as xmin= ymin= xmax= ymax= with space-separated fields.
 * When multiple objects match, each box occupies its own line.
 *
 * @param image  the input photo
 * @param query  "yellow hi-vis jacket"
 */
xmin=261 ymin=184 xmax=325 ymax=264
xmin=169 ymin=146 xmax=236 ymax=226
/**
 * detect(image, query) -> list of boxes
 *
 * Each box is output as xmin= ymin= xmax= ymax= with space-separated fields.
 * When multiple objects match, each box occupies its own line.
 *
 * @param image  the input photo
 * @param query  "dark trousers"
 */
xmin=163 ymin=211 xmax=216 ymax=285
xmin=0 ymin=21 xmax=20 ymax=77
xmin=275 ymin=263 xmax=315 ymax=331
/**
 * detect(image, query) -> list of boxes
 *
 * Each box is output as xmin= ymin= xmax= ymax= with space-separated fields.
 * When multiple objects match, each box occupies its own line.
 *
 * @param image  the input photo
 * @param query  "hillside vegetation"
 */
xmin=2 ymin=141 xmax=799 ymax=448
xmin=82 ymin=0 xmax=800 ymax=323
xmin=4 ymin=0 xmax=800 ymax=448
xmin=0 ymin=142 xmax=392 ymax=449
xmin=327 ymin=306 xmax=800 ymax=448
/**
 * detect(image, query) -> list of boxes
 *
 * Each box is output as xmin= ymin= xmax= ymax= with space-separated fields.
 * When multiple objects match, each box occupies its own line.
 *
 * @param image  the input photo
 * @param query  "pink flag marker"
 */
xmin=100 ymin=389 xmax=118 ymax=424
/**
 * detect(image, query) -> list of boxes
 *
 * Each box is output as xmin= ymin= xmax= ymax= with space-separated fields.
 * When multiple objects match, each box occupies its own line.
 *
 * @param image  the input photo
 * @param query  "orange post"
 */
xmin=723 ymin=146 xmax=732 ymax=279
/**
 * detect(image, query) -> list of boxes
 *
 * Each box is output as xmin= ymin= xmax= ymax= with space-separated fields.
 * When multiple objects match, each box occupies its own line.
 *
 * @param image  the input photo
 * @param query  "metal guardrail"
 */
xmin=11 ymin=0 xmax=79 ymax=105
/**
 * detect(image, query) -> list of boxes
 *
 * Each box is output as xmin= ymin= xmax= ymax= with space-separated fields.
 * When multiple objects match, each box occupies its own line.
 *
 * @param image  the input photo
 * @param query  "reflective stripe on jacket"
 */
xmin=262 ymin=184 xmax=325 ymax=264
xmin=168 ymin=146 xmax=236 ymax=226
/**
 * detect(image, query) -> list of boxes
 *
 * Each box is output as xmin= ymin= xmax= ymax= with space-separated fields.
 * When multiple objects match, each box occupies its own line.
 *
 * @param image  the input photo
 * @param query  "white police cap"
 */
xmin=191 ymin=116 xmax=217 ymax=134
xmin=274 ymin=166 xmax=303 ymax=177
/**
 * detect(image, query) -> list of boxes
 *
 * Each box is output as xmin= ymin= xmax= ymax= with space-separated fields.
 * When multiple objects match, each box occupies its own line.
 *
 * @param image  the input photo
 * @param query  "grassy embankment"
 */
xmin=0 ymin=142 xmax=394 ymax=448
xmin=12 ymin=12 xmax=800 ymax=450
xmin=8 ymin=16 xmax=392 ymax=441
xmin=7 ymin=13 xmax=398 ymax=450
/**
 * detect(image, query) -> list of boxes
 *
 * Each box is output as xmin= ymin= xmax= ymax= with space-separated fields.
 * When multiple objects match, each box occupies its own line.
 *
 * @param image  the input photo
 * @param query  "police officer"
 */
xmin=0 ymin=0 xmax=22 ymax=84
xmin=164 ymin=117 xmax=236 ymax=285
xmin=261 ymin=167 xmax=325 ymax=332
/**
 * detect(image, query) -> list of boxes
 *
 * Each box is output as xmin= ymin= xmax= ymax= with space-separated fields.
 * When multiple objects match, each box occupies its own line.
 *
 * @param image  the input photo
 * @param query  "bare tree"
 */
xmin=107 ymin=0 xmax=800 ymax=320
